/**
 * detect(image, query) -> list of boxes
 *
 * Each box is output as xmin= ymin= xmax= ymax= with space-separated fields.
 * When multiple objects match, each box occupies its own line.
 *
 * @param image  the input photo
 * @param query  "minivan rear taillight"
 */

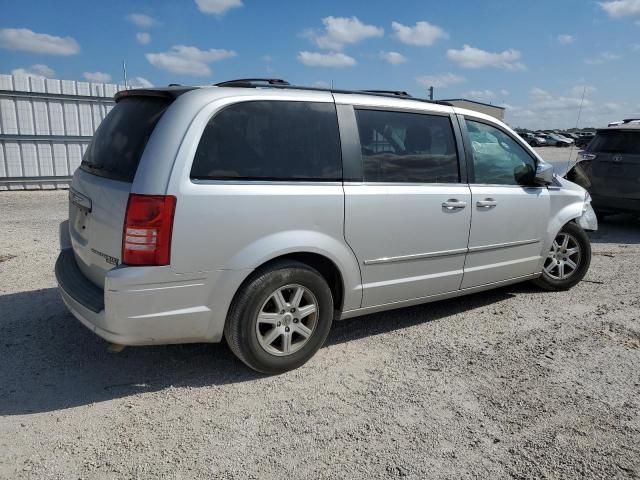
xmin=122 ymin=194 xmax=176 ymax=266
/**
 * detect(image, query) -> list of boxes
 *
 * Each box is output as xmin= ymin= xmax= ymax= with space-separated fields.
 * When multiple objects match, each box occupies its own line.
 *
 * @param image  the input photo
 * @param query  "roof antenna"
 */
xmin=565 ymin=86 xmax=586 ymax=176
xmin=122 ymin=60 xmax=128 ymax=90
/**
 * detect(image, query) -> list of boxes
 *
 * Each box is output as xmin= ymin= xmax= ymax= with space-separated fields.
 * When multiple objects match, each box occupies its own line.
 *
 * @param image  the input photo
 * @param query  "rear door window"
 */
xmin=589 ymin=131 xmax=640 ymax=154
xmin=190 ymin=101 xmax=342 ymax=181
xmin=81 ymin=97 xmax=171 ymax=182
xmin=354 ymin=109 xmax=459 ymax=183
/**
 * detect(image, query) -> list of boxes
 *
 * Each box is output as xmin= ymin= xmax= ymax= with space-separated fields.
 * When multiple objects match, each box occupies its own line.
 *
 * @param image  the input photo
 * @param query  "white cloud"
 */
xmin=392 ymin=21 xmax=448 ymax=46
xmin=126 ymin=13 xmax=157 ymax=28
xmin=599 ymin=0 xmax=640 ymax=17
xmin=557 ymin=34 xmax=575 ymax=45
xmin=584 ymin=52 xmax=621 ymax=64
xmin=447 ymin=45 xmax=526 ymax=70
xmin=380 ymin=51 xmax=407 ymax=65
xmin=416 ymin=72 xmax=465 ymax=88
xmin=0 ymin=28 xmax=79 ymax=55
xmin=307 ymin=17 xmax=383 ymax=50
xmin=11 ymin=64 xmax=55 ymax=78
xmin=500 ymin=89 xmax=510 ymax=96
xmin=146 ymin=45 xmax=237 ymax=76
xmin=136 ymin=32 xmax=151 ymax=45
xmin=505 ymin=87 xmax=605 ymax=130
xmin=465 ymin=89 xmax=496 ymax=101
xmin=195 ymin=0 xmax=243 ymax=15
xmin=129 ymin=77 xmax=153 ymax=88
xmin=529 ymin=87 xmax=592 ymax=112
xmin=83 ymin=71 xmax=112 ymax=83
xmin=297 ymin=51 xmax=356 ymax=67
xmin=570 ymin=85 xmax=597 ymax=96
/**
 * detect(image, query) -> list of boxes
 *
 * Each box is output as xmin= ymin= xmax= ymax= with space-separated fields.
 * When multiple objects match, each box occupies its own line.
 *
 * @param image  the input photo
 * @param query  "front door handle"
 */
xmin=442 ymin=199 xmax=467 ymax=210
xmin=476 ymin=199 xmax=498 ymax=208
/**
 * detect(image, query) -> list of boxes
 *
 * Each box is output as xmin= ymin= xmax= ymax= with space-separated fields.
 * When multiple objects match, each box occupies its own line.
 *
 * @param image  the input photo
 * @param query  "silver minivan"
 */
xmin=55 ymin=79 xmax=598 ymax=373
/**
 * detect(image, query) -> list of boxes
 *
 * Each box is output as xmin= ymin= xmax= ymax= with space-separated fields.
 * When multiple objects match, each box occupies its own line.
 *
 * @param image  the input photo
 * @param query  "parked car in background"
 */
xmin=568 ymin=123 xmax=640 ymax=216
xmin=575 ymin=132 xmax=595 ymax=148
xmin=562 ymin=132 xmax=579 ymax=141
xmin=55 ymin=79 xmax=597 ymax=373
xmin=518 ymin=131 xmax=548 ymax=147
xmin=542 ymin=133 xmax=573 ymax=147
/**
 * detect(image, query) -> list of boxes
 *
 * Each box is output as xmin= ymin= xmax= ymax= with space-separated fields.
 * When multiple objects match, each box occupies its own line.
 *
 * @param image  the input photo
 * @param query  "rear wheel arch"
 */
xmin=232 ymin=252 xmax=345 ymax=315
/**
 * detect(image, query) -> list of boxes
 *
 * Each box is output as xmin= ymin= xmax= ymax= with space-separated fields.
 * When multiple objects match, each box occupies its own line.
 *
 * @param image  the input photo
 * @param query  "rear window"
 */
xmin=589 ymin=130 xmax=640 ymax=154
xmin=190 ymin=101 xmax=342 ymax=181
xmin=81 ymin=97 xmax=171 ymax=182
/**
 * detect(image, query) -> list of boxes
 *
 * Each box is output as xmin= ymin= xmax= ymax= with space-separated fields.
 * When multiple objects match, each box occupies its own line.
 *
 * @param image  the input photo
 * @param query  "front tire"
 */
xmin=224 ymin=260 xmax=334 ymax=374
xmin=533 ymin=222 xmax=591 ymax=291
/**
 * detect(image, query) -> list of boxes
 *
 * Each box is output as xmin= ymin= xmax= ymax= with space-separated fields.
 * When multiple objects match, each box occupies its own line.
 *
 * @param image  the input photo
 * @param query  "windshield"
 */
xmin=81 ymin=97 xmax=171 ymax=182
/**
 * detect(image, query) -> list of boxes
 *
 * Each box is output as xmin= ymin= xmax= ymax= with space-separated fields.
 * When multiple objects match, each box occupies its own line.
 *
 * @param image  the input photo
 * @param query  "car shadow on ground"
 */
xmin=1 ymin=219 xmax=633 ymax=416
xmin=0 ymin=284 xmax=519 ymax=416
xmin=589 ymin=214 xmax=640 ymax=245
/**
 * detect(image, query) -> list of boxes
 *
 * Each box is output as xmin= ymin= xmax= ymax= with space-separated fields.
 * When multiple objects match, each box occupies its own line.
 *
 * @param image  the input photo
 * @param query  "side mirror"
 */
xmin=534 ymin=161 xmax=554 ymax=185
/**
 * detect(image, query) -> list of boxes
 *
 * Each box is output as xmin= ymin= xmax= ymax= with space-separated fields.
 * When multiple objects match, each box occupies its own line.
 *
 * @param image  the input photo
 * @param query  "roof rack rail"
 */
xmin=210 ymin=78 xmax=452 ymax=106
xmin=360 ymin=90 xmax=412 ymax=98
xmin=215 ymin=78 xmax=290 ymax=88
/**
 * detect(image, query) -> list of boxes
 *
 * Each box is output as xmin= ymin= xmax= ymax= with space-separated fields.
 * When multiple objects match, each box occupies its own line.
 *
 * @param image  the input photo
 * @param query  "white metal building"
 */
xmin=440 ymin=98 xmax=505 ymax=121
xmin=0 ymin=74 xmax=124 ymax=190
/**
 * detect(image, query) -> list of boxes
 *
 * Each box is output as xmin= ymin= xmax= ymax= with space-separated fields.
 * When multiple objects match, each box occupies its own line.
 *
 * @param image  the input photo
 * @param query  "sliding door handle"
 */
xmin=476 ymin=199 xmax=498 ymax=208
xmin=442 ymin=200 xmax=467 ymax=210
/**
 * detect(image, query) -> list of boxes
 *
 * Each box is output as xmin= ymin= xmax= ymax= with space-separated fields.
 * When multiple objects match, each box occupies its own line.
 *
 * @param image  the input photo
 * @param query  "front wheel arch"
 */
xmin=533 ymin=221 xmax=592 ymax=290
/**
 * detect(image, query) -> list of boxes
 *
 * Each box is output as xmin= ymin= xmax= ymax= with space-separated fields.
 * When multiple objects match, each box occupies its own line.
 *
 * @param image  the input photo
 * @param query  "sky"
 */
xmin=2 ymin=0 xmax=640 ymax=129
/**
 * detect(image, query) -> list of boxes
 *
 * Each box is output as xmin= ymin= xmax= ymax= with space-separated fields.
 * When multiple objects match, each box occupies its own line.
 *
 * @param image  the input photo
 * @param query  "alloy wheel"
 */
xmin=543 ymin=232 xmax=582 ymax=280
xmin=255 ymin=284 xmax=319 ymax=356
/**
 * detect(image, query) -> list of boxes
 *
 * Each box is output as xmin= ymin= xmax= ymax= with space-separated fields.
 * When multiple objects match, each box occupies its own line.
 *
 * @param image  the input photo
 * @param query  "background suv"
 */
xmin=569 ymin=123 xmax=640 ymax=216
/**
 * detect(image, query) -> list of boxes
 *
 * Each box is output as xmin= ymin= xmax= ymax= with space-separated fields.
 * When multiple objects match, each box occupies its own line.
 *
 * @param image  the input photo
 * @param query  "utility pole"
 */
xmin=428 ymin=86 xmax=434 ymax=100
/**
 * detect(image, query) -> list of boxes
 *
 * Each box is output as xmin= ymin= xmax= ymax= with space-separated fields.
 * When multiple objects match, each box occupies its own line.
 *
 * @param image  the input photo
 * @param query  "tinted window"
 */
xmin=589 ymin=130 xmax=640 ymax=154
xmin=190 ymin=101 xmax=341 ymax=181
xmin=354 ymin=109 xmax=459 ymax=183
xmin=466 ymin=119 xmax=536 ymax=186
xmin=81 ymin=97 xmax=171 ymax=182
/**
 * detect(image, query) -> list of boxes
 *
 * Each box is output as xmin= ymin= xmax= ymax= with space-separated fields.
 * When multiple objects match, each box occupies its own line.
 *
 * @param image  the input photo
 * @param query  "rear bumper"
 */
xmin=56 ymin=223 xmax=248 ymax=345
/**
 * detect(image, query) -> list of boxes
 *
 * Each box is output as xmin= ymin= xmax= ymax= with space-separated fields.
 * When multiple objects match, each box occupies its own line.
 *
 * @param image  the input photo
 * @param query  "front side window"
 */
xmin=354 ymin=109 xmax=459 ymax=183
xmin=191 ymin=101 xmax=342 ymax=181
xmin=465 ymin=119 xmax=536 ymax=186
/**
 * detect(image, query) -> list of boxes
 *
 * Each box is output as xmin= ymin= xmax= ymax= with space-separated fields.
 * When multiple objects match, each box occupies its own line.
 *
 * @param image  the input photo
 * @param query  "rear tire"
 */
xmin=533 ymin=222 xmax=591 ymax=291
xmin=224 ymin=260 xmax=334 ymax=374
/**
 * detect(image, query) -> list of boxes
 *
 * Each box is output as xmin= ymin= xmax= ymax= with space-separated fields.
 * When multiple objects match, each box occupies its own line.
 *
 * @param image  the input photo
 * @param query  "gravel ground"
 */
xmin=1 ymin=190 xmax=639 ymax=480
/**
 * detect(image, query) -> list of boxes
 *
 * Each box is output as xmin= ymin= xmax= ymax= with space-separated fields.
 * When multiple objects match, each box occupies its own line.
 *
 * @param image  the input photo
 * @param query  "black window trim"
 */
xmin=343 ymin=105 xmax=467 ymax=185
xmin=189 ymin=99 xmax=343 ymax=183
xmin=458 ymin=114 xmax=541 ymax=188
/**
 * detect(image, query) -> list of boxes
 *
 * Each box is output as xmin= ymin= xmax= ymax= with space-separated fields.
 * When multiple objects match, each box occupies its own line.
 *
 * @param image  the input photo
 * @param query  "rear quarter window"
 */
xmin=190 ymin=101 xmax=342 ymax=181
xmin=81 ymin=97 xmax=171 ymax=182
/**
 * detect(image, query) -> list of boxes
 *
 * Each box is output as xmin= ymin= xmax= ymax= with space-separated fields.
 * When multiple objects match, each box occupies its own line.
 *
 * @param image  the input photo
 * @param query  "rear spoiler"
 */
xmin=114 ymin=87 xmax=196 ymax=103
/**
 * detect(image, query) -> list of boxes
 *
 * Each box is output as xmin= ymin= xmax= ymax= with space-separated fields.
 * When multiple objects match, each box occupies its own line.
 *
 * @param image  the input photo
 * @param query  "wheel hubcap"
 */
xmin=543 ymin=232 xmax=581 ymax=280
xmin=255 ymin=284 xmax=318 ymax=356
